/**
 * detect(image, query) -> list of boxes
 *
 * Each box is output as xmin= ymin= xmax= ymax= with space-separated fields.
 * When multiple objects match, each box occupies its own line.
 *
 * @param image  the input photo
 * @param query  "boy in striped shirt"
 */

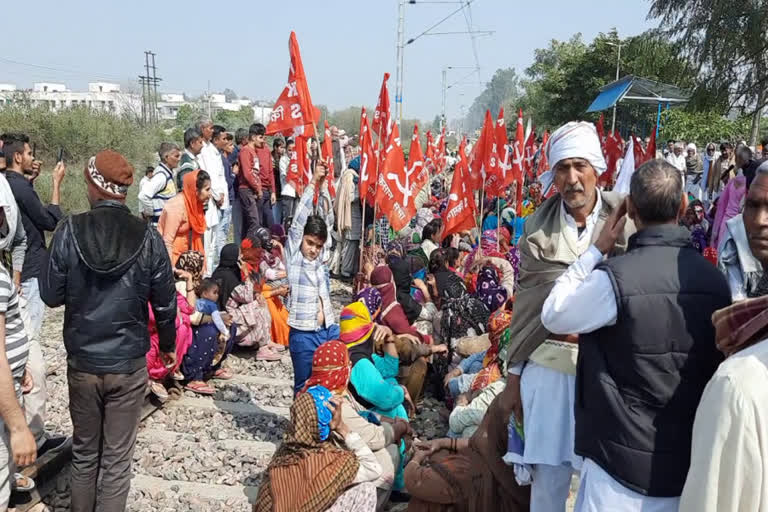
xmin=285 ymin=161 xmax=338 ymax=394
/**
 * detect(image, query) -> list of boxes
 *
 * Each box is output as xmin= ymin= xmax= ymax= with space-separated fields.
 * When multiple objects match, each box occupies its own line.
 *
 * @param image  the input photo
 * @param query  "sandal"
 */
xmin=256 ymin=347 xmax=282 ymax=362
xmin=149 ymin=381 xmax=169 ymax=402
xmin=13 ymin=473 xmax=35 ymax=492
xmin=212 ymin=368 xmax=234 ymax=380
xmin=268 ymin=342 xmax=286 ymax=353
xmin=185 ymin=381 xmax=215 ymax=395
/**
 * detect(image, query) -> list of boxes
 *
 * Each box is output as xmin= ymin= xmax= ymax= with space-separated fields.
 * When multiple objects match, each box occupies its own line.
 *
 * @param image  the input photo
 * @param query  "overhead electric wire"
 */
xmin=406 ymin=0 xmax=476 ymax=45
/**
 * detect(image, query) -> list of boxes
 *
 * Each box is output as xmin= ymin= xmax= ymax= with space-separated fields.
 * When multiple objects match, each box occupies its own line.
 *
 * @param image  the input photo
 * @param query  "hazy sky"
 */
xmin=1 ymin=0 xmax=656 ymax=122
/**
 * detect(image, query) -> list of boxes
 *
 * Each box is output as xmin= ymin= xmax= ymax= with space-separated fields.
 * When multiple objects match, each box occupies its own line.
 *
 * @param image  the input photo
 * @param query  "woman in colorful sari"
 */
xmin=242 ymin=237 xmax=290 ymax=347
xmin=145 ymin=251 xmax=199 ymax=401
xmin=369 ymin=265 xmax=432 ymax=345
xmin=179 ymin=249 xmax=237 ymax=395
xmin=157 ymin=170 xmax=211 ymax=266
xmin=302 ymin=340 xmax=409 ymax=507
xmin=448 ymin=308 xmax=513 ymax=438
xmin=253 ymin=383 xmax=380 ymax=512
xmin=219 ymin=243 xmax=281 ymax=360
xmin=712 ymin=174 xmax=747 ymax=249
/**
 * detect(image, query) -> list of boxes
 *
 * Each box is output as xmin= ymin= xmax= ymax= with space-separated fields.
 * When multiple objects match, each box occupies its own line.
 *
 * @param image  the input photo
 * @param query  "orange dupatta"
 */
xmin=182 ymin=170 xmax=206 ymax=255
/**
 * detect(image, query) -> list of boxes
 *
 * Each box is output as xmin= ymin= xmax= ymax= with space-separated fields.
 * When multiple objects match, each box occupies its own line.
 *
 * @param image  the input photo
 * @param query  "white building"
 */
xmin=157 ymin=92 xmax=273 ymax=124
xmin=0 ymin=82 xmax=141 ymax=116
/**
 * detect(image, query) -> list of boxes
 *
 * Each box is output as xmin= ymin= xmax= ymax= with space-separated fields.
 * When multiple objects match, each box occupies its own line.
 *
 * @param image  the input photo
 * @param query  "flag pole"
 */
xmin=496 ymin=195 xmax=500 ymax=252
xmin=478 ymin=174 xmax=486 ymax=258
xmin=372 ymin=142 xmax=382 ymax=247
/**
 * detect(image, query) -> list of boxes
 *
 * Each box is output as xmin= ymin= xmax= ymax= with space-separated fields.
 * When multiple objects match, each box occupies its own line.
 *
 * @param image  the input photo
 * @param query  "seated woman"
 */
xmin=340 ymin=301 xmax=420 ymax=421
xmin=244 ymin=236 xmax=290 ymax=347
xmin=178 ymin=250 xmax=236 ymax=395
xmin=253 ymin=385 xmax=381 ymax=512
xmin=145 ymin=253 xmax=198 ymax=401
xmin=404 ymin=394 xmax=530 ymax=511
xmin=389 ymin=255 xmax=438 ymax=340
xmin=410 ymin=218 xmax=444 ymax=269
xmin=428 ymin=249 xmax=490 ymax=346
xmin=447 ymin=308 xmax=513 ymax=439
xmin=302 ymin=340 xmax=410 ymax=508
xmin=217 ymin=243 xmax=281 ymax=361
xmin=354 ymin=288 xmax=446 ymax=405
xmin=369 ymin=266 xmax=432 ymax=345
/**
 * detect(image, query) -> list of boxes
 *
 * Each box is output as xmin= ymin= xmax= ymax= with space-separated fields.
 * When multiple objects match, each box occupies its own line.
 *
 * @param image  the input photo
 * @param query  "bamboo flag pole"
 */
xmin=478 ymin=174 xmax=486 ymax=258
xmin=496 ymin=195 xmax=501 ymax=252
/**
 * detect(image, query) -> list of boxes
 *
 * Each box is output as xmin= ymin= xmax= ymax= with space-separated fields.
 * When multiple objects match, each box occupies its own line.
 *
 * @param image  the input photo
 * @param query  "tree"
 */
xmin=517 ymin=30 xmax=702 ymax=133
xmin=659 ymin=109 xmax=752 ymax=146
xmin=649 ymin=0 xmax=768 ymax=144
xmin=430 ymin=115 xmax=442 ymax=133
xmin=214 ymin=106 xmax=254 ymax=131
xmin=175 ymin=104 xmax=204 ymax=129
xmin=223 ymin=88 xmax=238 ymax=102
xmin=465 ymin=68 xmax=520 ymax=131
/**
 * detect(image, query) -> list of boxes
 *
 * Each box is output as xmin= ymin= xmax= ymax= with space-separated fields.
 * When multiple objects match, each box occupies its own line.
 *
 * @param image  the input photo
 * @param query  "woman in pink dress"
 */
xmin=146 ymin=253 xmax=201 ymax=401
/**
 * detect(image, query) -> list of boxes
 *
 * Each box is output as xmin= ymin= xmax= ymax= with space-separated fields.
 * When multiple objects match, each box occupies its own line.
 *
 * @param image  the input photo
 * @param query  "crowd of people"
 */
xmin=0 ymin=113 xmax=765 ymax=512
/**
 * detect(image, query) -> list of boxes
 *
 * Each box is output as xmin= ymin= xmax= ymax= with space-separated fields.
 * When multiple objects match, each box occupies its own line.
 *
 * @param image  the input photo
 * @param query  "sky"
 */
xmin=1 ymin=0 xmax=657 ymax=123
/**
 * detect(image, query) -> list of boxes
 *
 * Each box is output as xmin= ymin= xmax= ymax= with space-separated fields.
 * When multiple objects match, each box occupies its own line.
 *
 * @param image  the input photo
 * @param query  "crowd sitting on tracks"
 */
xmin=0 ymin=118 xmax=766 ymax=512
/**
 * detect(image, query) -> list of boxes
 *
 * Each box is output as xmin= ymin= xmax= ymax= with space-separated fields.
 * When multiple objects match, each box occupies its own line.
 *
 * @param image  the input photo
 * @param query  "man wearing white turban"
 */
xmin=494 ymin=121 xmax=635 ymax=512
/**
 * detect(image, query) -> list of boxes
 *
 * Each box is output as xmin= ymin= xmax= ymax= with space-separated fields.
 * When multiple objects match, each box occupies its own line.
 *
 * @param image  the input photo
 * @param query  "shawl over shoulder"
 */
xmin=505 ymin=190 xmax=635 ymax=367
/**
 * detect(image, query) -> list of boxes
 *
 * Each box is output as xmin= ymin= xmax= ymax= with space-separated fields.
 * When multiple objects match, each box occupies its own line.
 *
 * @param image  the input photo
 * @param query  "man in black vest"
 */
xmin=541 ymin=159 xmax=731 ymax=511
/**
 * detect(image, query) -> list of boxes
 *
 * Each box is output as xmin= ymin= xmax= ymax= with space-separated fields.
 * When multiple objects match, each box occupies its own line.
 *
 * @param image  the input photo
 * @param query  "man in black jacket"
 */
xmin=40 ymin=150 xmax=176 ymax=512
xmin=541 ymin=159 xmax=731 ymax=511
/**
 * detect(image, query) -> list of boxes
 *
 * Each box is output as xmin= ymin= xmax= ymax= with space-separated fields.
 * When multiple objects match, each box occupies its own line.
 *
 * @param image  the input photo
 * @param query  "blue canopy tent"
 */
xmin=587 ymin=75 xmax=691 ymax=136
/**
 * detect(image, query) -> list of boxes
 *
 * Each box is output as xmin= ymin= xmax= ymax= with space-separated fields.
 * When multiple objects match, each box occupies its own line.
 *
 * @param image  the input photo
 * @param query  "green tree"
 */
xmin=518 ymin=30 xmax=700 ymax=133
xmin=659 ymin=109 xmax=752 ymax=146
xmin=465 ymin=68 xmax=520 ymax=131
xmin=213 ymin=106 xmax=254 ymax=131
xmin=649 ymin=0 xmax=768 ymax=144
xmin=223 ymin=88 xmax=238 ymax=102
xmin=175 ymin=104 xmax=203 ymax=129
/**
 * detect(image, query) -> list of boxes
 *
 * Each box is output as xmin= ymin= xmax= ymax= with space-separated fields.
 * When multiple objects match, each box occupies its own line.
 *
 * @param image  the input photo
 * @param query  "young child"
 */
xmin=285 ymin=161 xmax=339 ymax=394
xmin=195 ymin=278 xmax=230 ymax=366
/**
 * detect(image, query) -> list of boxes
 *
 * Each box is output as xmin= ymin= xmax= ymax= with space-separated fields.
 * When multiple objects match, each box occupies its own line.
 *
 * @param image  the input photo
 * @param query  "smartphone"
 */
xmin=57 ymin=148 xmax=64 ymax=163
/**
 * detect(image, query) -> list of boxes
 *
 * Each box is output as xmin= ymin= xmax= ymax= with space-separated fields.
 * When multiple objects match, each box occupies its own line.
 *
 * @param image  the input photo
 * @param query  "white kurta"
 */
xmin=680 ymin=339 xmax=768 ymax=512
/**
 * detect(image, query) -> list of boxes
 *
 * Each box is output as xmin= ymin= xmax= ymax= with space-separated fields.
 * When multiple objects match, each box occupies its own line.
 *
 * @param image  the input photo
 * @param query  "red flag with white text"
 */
xmin=358 ymin=107 xmax=377 ymax=205
xmin=407 ymin=125 xmax=430 ymax=201
xmin=443 ymin=137 xmax=476 ymax=236
xmin=321 ymin=120 xmax=336 ymax=198
xmin=374 ymin=124 xmax=416 ymax=232
xmin=266 ymin=32 xmax=320 ymax=137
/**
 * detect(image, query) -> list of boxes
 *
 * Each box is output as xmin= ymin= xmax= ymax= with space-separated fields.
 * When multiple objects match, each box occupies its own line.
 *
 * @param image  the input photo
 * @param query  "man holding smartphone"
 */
xmin=3 ymin=134 xmax=69 ymax=458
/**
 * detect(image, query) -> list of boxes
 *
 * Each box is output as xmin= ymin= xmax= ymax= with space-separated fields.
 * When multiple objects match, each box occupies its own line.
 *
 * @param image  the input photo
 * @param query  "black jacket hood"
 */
xmin=70 ymin=201 xmax=149 ymax=277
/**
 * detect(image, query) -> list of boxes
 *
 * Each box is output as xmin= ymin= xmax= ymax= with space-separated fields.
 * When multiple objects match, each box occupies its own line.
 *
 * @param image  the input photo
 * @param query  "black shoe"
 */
xmin=389 ymin=491 xmax=411 ymax=503
xmin=37 ymin=436 xmax=70 ymax=458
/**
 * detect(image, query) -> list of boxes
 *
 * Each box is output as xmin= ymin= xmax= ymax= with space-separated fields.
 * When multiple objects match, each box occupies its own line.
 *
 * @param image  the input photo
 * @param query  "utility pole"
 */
xmin=207 ymin=80 xmax=212 ymax=119
xmin=607 ymin=41 xmax=622 ymax=133
xmin=139 ymin=50 xmax=162 ymax=125
xmin=441 ymin=68 xmax=447 ymax=131
xmin=395 ymin=0 xmax=405 ymax=124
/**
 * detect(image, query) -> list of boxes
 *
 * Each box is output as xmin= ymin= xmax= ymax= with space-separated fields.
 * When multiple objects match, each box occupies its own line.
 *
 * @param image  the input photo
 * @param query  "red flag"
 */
xmin=524 ymin=128 xmax=536 ymax=181
xmin=373 ymin=73 xmax=391 ymax=141
xmin=358 ymin=108 xmax=377 ymax=205
xmin=443 ymin=137 xmax=476 ymax=236
xmin=511 ymin=109 xmax=525 ymax=185
xmin=595 ymin=113 xmax=605 ymax=143
xmin=646 ymin=126 xmax=656 ymax=163
xmin=425 ymin=130 xmax=435 ymax=167
xmin=321 ymin=120 xmax=336 ymax=198
xmin=536 ymin=131 xmax=550 ymax=177
xmin=407 ymin=125 xmax=430 ymax=200
xmin=495 ymin=108 xmax=513 ymax=189
xmin=374 ymin=124 xmax=416 ymax=232
xmin=287 ymin=135 xmax=311 ymax=196
xmin=474 ymin=111 xmax=504 ymax=198
xmin=434 ymin=126 xmax=447 ymax=175
xmin=468 ymin=110 xmax=494 ymax=189
xmin=266 ymin=32 xmax=320 ymax=137
xmin=599 ymin=131 xmax=624 ymax=187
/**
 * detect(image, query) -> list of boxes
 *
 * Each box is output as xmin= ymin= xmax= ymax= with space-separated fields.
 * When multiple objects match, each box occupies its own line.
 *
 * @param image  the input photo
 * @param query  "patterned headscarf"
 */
xmin=306 ymin=386 xmax=333 ymax=441
xmin=254 ymin=392 xmax=359 ymax=512
xmin=471 ymin=308 xmax=513 ymax=392
xmin=475 ymin=265 xmax=508 ymax=313
xmin=712 ymin=296 xmax=768 ymax=357
xmin=175 ymin=250 xmax=205 ymax=288
xmin=302 ymin=340 xmax=351 ymax=394
xmin=339 ymin=301 xmax=375 ymax=349
xmin=354 ymin=288 xmax=382 ymax=320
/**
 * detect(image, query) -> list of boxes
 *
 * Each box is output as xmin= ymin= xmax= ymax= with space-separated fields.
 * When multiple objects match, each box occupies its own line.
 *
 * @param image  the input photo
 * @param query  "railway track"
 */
xmin=11 ymin=282 xmax=355 ymax=512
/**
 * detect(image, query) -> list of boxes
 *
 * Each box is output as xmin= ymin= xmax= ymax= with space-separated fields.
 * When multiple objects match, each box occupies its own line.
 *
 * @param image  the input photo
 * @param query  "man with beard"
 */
xmin=497 ymin=121 xmax=634 ymax=512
